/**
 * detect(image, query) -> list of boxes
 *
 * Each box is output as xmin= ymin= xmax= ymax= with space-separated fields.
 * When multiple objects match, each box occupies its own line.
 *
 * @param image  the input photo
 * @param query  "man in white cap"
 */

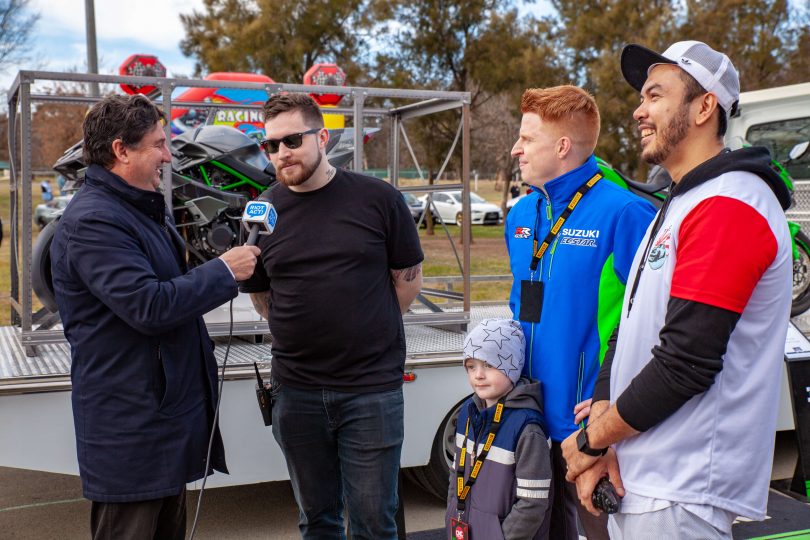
xmin=561 ymin=41 xmax=793 ymax=538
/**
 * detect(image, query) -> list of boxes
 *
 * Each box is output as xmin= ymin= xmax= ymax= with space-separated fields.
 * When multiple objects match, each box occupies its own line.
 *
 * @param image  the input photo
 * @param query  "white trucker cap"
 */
xmin=621 ymin=40 xmax=740 ymax=115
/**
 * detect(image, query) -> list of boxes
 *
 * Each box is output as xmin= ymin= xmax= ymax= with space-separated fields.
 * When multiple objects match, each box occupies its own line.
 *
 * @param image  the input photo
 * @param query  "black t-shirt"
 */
xmin=240 ymin=169 xmax=424 ymax=392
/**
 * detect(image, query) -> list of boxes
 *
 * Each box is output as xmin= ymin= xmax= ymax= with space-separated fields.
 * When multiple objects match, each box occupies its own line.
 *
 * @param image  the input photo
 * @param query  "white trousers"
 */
xmin=607 ymin=504 xmax=733 ymax=540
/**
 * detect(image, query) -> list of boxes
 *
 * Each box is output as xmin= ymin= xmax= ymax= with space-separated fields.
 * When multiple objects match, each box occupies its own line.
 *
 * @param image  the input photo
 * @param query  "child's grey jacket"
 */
xmin=446 ymin=378 xmax=552 ymax=540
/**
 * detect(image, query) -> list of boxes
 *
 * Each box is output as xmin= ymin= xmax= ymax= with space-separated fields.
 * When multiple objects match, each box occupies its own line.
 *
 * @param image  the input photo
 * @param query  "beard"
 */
xmin=642 ymin=102 xmax=691 ymax=165
xmin=276 ymin=150 xmax=323 ymax=187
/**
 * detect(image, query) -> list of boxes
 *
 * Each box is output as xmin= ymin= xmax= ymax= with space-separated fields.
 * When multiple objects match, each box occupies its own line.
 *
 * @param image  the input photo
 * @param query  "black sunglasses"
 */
xmin=259 ymin=128 xmax=321 ymax=154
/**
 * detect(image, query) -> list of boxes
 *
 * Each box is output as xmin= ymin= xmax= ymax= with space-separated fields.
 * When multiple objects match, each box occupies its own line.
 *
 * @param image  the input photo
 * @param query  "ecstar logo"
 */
xmin=514 ymin=227 xmax=532 ymax=239
xmin=560 ymin=227 xmax=600 ymax=248
xmin=561 ymin=237 xmax=597 ymax=247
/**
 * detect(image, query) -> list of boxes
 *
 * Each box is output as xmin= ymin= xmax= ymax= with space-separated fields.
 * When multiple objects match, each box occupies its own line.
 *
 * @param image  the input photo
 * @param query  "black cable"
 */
xmin=188 ymin=295 xmax=234 ymax=539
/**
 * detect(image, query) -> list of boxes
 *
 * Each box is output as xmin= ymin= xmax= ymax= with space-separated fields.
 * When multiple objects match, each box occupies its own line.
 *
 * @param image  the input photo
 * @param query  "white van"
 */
xmin=727 ymin=82 xmax=810 ymax=210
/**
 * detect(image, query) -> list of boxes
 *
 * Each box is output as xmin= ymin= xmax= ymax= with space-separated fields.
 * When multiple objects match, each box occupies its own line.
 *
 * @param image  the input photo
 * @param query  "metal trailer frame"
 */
xmin=6 ymin=70 xmax=473 ymax=355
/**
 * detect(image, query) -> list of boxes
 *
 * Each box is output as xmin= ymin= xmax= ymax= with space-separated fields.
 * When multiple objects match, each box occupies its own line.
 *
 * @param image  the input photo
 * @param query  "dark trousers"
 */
xmin=90 ymin=489 xmax=186 ymax=540
xmin=272 ymin=383 xmax=405 ymax=540
xmin=550 ymin=442 xmax=609 ymax=540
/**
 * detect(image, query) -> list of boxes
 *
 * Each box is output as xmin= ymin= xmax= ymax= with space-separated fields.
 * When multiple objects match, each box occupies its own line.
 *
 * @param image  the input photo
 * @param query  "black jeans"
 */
xmin=90 ymin=489 xmax=186 ymax=540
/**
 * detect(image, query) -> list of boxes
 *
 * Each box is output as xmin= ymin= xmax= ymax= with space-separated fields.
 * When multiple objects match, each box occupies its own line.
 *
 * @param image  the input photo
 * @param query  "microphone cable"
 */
xmin=189 ymin=204 xmax=268 ymax=538
xmin=189 ymin=286 xmax=237 ymax=539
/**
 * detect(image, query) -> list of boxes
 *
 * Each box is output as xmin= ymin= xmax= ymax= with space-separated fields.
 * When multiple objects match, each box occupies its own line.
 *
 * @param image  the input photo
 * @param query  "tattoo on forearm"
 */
xmin=392 ymin=263 xmax=422 ymax=282
xmin=250 ymin=291 xmax=271 ymax=319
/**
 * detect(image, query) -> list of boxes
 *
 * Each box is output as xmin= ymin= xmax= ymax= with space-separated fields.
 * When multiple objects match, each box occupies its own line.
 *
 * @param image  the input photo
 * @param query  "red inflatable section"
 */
xmin=171 ymin=72 xmax=275 ymax=124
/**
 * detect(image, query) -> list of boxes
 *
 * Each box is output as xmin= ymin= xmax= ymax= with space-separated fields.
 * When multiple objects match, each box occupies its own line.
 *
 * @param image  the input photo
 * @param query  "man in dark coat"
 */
xmin=50 ymin=94 xmax=260 ymax=539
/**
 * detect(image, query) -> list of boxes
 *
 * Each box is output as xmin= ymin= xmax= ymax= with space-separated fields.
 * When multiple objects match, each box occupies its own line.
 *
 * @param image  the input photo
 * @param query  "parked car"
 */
xmin=403 ymin=192 xmax=425 ymax=222
xmin=421 ymin=191 xmax=503 ymax=225
xmin=403 ymin=192 xmax=440 ymax=227
xmin=34 ymin=195 xmax=72 ymax=230
xmin=507 ymin=193 xmax=528 ymax=209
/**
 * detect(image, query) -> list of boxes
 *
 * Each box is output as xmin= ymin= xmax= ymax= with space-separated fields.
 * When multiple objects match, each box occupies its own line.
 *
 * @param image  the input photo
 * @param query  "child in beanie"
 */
xmin=446 ymin=318 xmax=552 ymax=540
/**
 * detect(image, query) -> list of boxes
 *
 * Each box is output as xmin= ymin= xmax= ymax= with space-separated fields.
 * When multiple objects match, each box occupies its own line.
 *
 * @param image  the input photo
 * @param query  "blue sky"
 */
xmin=0 ymin=0 xmax=552 ymax=94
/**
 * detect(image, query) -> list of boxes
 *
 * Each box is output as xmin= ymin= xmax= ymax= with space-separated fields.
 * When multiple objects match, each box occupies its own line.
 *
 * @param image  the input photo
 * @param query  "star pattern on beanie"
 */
xmin=492 ymin=353 xmax=521 ymax=381
xmin=506 ymin=323 xmax=525 ymax=346
xmin=465 ymin=340 xmax=482 ymax=359
xmin=463 ymin=318 xmax=526 ymax=386
xmin=482 ymin=325 xmax=509 ymax=349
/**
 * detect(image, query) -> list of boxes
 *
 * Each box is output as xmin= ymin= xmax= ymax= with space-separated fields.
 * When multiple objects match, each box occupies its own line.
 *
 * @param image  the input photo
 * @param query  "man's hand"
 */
xmin=561 ymin=429 xmax=599 ymax=482
xmin=575 ymin=448 xmax=625 ymax=516
xmin=220 ymin=245 xmax=261 ymax=281
xmin=574 ymin=398 xmax=611 ymax=426
xmin=574 ymin=398 xmax=592 ymax=425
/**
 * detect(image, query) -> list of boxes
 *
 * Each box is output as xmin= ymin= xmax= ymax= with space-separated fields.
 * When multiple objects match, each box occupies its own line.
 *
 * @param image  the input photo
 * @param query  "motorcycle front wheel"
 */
xmin=32 ymin=217 xmax=60 ymax=314
xmin=791 ymin=230 xmax=810 ymax=317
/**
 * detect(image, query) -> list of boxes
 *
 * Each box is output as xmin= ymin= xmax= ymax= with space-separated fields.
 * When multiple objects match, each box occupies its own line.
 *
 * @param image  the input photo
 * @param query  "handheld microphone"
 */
xmin=241 ymin=200 xmax=277 ymax=245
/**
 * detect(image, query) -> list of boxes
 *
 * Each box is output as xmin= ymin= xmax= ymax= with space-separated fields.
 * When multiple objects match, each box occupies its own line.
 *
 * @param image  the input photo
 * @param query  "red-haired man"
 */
xmin=507 ymin=85 xmax=656 ymax=539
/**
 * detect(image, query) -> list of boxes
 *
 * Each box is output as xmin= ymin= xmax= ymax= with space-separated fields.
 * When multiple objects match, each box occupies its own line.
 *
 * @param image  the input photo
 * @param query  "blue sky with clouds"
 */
xmin=0 ymin=0 xmax=203 ymax=93
xmin=1 ymin=0 xmax=552 ymax=94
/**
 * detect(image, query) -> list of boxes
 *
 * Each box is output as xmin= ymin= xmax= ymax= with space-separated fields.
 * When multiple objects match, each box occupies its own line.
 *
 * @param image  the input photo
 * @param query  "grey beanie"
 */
xmin=463 ymin=318 xmax=526 ymax=385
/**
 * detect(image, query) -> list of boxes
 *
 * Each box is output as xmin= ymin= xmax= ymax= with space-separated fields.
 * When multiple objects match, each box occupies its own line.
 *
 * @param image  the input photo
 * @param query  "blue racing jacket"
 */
xmin=505 ymin=155 xmax=655 ymax=441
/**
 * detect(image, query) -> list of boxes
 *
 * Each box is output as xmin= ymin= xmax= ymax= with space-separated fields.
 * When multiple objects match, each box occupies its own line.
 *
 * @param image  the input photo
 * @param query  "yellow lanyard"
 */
xmin=530 ymin=172 xmax=601 ymax=271
xmin=455 ymin=400 xmax=505 ymax=509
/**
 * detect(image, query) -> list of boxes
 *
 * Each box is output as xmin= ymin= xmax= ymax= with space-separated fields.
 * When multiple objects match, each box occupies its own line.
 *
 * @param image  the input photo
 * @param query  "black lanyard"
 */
xmin=530 ymin=172 xmax=602 ymax=272
xmin=456 ymin=399 xmax=506 ymax=512
xmin=625 ymin=180 xmax=675 ymax=316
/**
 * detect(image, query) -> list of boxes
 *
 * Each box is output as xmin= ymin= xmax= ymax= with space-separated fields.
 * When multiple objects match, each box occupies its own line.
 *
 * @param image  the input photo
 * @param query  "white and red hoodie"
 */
xmin=595 ymin=147 xmax=792 ymax=521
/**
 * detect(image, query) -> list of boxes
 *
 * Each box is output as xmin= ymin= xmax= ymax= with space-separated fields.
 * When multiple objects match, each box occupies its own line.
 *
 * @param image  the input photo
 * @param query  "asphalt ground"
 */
xmin=0 ymin=466 xmax=447 ymax=539
xmin=0 ymin=432 xmax=805 ymax=539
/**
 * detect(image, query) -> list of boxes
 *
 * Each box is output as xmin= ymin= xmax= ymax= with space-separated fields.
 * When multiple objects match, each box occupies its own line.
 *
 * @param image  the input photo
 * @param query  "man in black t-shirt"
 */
xmin=241 ymin=93 xmax=423 ymax=540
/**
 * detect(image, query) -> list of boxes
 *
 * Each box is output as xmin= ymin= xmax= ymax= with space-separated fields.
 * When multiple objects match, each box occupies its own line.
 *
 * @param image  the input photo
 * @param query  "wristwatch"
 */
xmin=576 ymin=426 xmax=608 ymax=457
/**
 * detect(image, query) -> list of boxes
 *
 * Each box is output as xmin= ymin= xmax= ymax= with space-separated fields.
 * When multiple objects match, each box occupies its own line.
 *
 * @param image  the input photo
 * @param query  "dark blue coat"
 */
xmin=51 ymin=164 xmax=238 ymax=502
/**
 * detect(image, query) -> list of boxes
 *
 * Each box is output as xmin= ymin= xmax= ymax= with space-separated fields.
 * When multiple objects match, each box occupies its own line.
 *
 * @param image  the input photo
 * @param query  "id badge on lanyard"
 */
xmin=519 ymin=279 xmax=543 ymax=323
xmin=449 ymin=518 xmax=470 ymax=540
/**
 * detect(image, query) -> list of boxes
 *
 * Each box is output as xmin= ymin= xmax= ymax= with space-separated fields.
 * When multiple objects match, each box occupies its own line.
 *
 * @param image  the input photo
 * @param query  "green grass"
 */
xmin=420 ymin=223 xmax=505 ymax=239
xmin=0 ymin=178 xmax=48 ymax=326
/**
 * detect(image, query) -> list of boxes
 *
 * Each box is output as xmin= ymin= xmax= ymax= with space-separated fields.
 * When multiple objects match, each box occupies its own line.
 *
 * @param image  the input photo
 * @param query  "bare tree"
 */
xmin=31 ymin=87 xmax=87 ymax=169
xmin=0 ymin=0 xmax=39 ymax=73
xmin=470 ymin=90 xmax=520 ymax=212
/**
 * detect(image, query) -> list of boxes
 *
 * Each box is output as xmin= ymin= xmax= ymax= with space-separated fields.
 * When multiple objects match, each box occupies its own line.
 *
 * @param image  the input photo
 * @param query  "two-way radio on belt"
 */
xmin=188 ymin=200 xmax=277 ymax=540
